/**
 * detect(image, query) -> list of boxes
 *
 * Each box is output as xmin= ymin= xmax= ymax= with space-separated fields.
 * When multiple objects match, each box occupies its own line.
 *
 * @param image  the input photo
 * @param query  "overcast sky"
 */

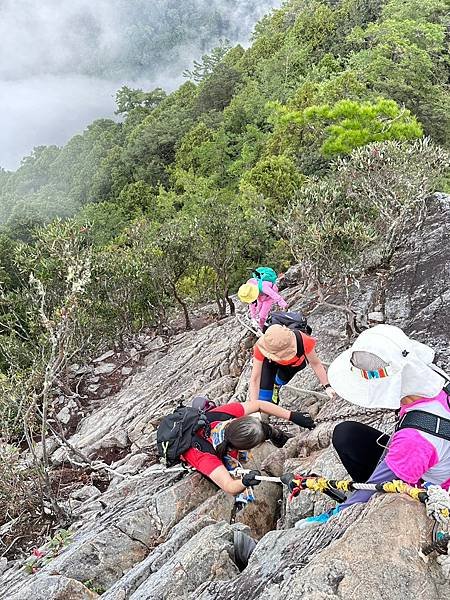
xmin=0 ymin=0 xmax=281 ymax=170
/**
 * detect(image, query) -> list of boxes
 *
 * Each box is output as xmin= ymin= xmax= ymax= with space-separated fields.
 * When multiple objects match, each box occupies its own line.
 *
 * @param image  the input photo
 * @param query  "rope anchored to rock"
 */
xmin=232 ymin=468 xmax=450 ymax=577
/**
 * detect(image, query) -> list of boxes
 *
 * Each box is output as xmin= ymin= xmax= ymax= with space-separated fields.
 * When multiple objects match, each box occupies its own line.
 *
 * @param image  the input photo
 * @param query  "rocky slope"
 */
xmin=1 ymin=195 xmax=450 ymax=599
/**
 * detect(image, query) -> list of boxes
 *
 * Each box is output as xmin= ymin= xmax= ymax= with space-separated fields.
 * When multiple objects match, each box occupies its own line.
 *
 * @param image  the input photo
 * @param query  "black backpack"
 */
xmin=264 ymin=311 xmax=312 ymax=335
xmin=156 ymin=405 xmax=233 ymax=467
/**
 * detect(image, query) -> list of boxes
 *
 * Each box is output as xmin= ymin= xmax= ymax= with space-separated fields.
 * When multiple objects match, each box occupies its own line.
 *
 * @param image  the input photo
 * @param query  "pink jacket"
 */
xmin=247 ymin=278 xmax=287 ymax=321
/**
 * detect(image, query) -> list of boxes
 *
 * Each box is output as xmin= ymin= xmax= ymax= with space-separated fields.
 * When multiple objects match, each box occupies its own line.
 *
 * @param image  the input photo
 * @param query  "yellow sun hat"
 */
xmin=238 ymin=283 xmax=259 ymax=304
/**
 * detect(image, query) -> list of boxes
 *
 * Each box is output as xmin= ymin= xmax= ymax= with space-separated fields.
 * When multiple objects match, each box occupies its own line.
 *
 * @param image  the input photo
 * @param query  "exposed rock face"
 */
xmin=198 ymin=497 xmax=446 ymax=600
xmin=51 ymin=318 xmax=250 ymax=462
xmin=385 ymin=193 xmax=450 ymax=367
xmin=10 ymin=575 xmax=99 ymax=599
xmin=2 ymin=195 xmax=450 ymax=599
xmin=127 ymin=522 xmax=239 ymax=600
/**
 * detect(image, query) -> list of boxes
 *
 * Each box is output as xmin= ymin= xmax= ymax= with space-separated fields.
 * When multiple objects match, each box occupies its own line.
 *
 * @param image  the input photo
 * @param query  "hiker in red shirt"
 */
xmin=181 ymin=398 xmax=315 ymax=495
xmin=249 ymin=323 xmax=335 ymax=405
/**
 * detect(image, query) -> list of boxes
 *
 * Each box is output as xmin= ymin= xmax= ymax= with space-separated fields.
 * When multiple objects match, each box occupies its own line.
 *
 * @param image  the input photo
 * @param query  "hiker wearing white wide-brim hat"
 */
xmin=295 ymin=324 xmax=450 ymax=530
xmin=327 ymin=324 xmax=444 ymax=409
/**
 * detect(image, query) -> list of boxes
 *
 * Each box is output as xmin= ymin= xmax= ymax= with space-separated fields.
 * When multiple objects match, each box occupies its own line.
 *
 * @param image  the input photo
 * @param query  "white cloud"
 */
xmin=0 ymin=0 xmax=282 ymax=170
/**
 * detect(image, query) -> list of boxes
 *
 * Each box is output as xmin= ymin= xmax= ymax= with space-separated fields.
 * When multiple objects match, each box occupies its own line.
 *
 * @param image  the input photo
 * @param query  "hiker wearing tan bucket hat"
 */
xmin=295 ymin=324 xmax=450 ymax=529
xmin=248 ymin=322 xmax=335 ymax=416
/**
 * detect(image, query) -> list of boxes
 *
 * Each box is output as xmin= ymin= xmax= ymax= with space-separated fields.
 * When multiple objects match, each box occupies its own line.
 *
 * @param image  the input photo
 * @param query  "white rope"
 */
xmin=425 ymin=485 xmax=450 ymax=526
xmin=236 ymin=316 xmax=262 ymax=337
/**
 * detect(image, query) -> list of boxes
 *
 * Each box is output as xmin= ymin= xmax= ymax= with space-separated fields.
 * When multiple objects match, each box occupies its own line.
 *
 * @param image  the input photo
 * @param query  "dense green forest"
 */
xmin=0 ymin=0 xmax=449 ymax=437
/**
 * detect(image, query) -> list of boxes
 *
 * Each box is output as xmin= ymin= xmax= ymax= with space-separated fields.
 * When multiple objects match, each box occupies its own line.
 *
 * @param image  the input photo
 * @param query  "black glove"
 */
xmin=289 ymin=411 xmax=316 ymax=430
xmin=241 ymin=470 xmax=261 ymax=487
xmin=268 ymin=426 xmax=293 ymax=448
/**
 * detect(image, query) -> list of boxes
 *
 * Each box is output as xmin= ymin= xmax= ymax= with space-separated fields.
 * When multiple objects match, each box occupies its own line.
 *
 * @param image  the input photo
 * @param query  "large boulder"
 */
xmin=196 ymin=496 xmax=450 ymax=600
xmin=129 ymin=522 xmax=239 ymax=600
xmin=384 ymin=193 xmax=450 ymax=368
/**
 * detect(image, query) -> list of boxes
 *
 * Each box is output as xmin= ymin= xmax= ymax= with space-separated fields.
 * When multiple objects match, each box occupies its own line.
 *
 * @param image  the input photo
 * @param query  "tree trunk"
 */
xmin=225 ymin=288 xmax=235 ymax=315
xmin=215 ymin=279 xmax=226 ymax=316
xmin=172 ymin=285 xmax=192 ymax=330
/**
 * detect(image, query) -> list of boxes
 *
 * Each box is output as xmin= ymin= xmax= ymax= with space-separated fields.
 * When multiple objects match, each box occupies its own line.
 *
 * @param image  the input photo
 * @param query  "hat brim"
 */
xmin=256 ymin=335 xmax=297 ymax=363
xmin=328 ymin=349 xmax=402 ymax=409
xmin=238 ymin=285 xmax=259 ymax=304
xmin=410 ymin=339 xmax=435 ymax=363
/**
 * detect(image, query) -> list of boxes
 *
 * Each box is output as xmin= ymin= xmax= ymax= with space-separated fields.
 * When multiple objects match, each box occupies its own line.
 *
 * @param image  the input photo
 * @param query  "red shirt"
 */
xmin=180 ymin=402 xmax=245 ymax=476
xmin=253 ymin=332 xmax=316 ymax=367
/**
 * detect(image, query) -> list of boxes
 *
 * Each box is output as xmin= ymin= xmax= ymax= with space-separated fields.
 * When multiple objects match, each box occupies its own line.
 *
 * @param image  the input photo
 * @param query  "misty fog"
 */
xmin=0 ymin=0 xmax=281 ymax=171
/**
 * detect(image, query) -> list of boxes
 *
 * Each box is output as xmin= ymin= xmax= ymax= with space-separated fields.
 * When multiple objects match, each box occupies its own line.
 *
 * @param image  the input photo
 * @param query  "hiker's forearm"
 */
xmin=257 ymin=401 xmax=291 ymax=420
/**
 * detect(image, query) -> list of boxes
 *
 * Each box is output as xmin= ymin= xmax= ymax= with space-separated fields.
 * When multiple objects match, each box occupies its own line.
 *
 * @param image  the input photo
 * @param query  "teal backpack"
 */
xmin=252 ymin=267 xmax=278 ymax=293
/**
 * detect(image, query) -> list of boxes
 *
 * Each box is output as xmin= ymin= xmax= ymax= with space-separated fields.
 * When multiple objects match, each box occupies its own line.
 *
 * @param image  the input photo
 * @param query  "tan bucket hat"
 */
xmin=256 ymin=325 xmax=297 ymax=362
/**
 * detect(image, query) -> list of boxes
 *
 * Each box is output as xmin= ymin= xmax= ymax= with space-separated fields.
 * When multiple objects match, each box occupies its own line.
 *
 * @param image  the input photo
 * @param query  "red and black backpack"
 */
xmin=156 ymin=404 xmax=234 ymax=467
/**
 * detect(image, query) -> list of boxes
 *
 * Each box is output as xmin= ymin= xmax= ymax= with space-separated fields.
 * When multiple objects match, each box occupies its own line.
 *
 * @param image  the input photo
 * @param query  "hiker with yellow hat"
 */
xmin=295 ymin=324 xmax=450 ymax=529
xmin=248 ymin=318 xmax=335 ymax=407
xmin=238 ymin=267 xmax=288 ymax=330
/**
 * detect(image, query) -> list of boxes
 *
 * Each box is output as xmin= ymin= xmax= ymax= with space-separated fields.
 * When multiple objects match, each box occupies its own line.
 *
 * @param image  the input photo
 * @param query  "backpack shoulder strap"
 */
xmin=396 ymin=409 xmax=450 ymax=443
xmin=205 ymin=410 xmax=235 ymax=423
xmin=191 ymin=410 xmax=235 ymax=455
xmin=294 ymin=330 xmax=305 ymax=359
xmin=191 ymin=434 xmax=216 ymax=454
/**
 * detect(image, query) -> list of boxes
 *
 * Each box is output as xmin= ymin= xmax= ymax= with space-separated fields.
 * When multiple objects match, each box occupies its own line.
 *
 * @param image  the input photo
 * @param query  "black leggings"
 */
xmin=332 ymin=421 xmax=390 ymax=482
xmin=259 ymin=358 xmax=307 ymax=403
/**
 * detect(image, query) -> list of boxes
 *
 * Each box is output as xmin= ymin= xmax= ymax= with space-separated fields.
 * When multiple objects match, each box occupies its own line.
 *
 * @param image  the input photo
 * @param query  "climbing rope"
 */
xmin=233 ymin=468 xmax=450 ymax=576
xmin=423 ymin=484 xmax=450 ymax=525
xmin=286 ymin=474 xmax=450 ymax=517
xmin=286 ymin=473 xmax=450 ymax=578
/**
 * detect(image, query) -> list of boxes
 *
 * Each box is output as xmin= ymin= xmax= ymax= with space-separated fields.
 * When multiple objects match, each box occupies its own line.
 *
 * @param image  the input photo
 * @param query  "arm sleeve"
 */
xmin=385 ymin=429 xmax=438 ymax=484
xmin=261 ymin=282 xmax=288 ymax=307
xmin=253 ymin=345 xmax=264 ymax=362
xmin=340 ymin=459 xmax=397 ymax=509
xmin=301 ymin=334 xmax=316 ymax=355
xmin=249 ymin=302 xmax=258 ymax=318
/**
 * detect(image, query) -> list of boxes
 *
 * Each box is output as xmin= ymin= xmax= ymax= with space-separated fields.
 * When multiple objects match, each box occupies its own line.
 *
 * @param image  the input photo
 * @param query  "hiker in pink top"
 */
xmin=238 ymin=267 xmax=287 ymax=330
xmin=294 ymin=324 xmax=450 ymax=529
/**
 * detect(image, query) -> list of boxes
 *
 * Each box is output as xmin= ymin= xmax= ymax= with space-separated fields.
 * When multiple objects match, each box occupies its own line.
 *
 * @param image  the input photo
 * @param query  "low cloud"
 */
xmin=0 ymin=0 xmax=281 ymax=170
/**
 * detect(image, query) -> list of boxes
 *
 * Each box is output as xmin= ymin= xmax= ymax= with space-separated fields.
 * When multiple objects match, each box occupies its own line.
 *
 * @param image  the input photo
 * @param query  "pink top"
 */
xmin=246 ymin=278 xmax=287 ymax=307
xmin=385 ymin=390 xmax=450 ymax=489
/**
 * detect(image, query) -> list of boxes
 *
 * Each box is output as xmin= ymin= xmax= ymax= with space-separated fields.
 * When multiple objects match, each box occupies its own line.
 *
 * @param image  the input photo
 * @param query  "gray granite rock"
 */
xmin=3 ymin=196 xmax=450 ymax=600
xmin=129 ymin=522 xmax=239 ymax=600
xmin=10 ymin=574 xmax=99 ymax=599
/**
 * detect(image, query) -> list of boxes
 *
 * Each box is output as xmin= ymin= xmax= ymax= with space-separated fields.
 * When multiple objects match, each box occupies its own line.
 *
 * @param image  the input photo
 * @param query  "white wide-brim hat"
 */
xmin=328 ymin=324 xmax=445 ymax=409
